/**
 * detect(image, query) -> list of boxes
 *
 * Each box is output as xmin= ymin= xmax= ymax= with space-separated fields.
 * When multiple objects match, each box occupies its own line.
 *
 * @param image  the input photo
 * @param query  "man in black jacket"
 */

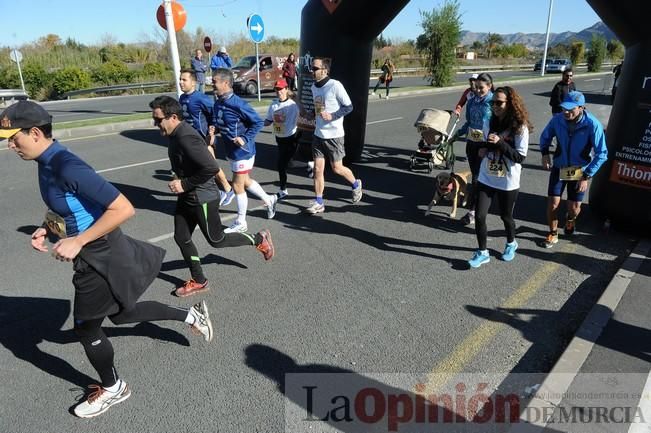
xmin=149 ymin=96 xmax=274 ymax=298
xmin=549 ymin=69 xmax=576 ymax=114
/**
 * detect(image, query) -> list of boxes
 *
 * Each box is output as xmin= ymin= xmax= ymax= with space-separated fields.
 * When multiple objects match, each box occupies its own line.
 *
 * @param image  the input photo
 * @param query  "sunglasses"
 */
xmin=490 ymin=100 xmax=507 ymax=107
xmin=152 ymin=116 xmax=168 ymax=126
xmin=311 ymin=66 xmax=324 ymax=71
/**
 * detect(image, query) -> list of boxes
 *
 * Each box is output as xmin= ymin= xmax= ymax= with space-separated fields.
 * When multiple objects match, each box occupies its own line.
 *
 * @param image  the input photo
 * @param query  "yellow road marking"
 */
xmin=421 ymin=242 xmax=578 ymax=394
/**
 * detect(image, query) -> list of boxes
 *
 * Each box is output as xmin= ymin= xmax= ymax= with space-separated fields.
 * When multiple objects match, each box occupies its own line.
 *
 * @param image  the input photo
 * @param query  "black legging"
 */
xmin=174 ymin=199 xmax=254 ymax=283
xmin=465 ymin=141 xmax=483 ymax=209
xmin=276 ymin=134 xmax=299 ymax=190
xmin=373 ymin=77 xmax=392 ymax=96
xmin=475 ymin=182 xmax=519 ymax=250
xmin=74 ymin=301 xmax=188 ymax=387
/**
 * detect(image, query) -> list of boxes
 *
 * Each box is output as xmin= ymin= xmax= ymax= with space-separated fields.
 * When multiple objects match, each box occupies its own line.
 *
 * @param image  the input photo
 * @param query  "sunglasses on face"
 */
xmin=311 ymin=66 xmax=324 ymax=71
xmin=491 ymin=100 xmax=507 ymax=107
xmin=152 ymin=116 xmax=168 ymax=126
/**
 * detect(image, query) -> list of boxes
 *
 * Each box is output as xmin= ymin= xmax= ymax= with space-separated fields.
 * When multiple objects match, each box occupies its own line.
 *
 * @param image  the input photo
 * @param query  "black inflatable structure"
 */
xmin=297 ymin=0 xmax=409 ymax=163
xmin=585 ymin=1 xmax=651 ymax=229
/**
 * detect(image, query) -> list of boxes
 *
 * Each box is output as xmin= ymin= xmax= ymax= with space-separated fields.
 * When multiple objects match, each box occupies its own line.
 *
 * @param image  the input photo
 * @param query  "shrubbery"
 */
xmin=51 ymin=67 xmax=92 ymax=97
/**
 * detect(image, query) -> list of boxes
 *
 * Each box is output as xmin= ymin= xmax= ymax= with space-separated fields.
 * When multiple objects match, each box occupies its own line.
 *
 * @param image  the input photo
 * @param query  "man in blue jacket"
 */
xmin=191 ymin=49 xmax=207 ymax=94
xmin=210 ymin=46 xmax=232 ymax=71
xmin=179 ymin=68 xmax=234 ymax=206
xmin=539 ymin=91 xmax=608 ymax=248
xmin=210 ymin=68 xmax=277 ymax=233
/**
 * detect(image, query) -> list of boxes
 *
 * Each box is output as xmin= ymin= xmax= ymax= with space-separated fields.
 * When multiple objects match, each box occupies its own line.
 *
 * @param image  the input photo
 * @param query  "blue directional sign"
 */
xmin=247 ymin=14 xmax=265 ymax=43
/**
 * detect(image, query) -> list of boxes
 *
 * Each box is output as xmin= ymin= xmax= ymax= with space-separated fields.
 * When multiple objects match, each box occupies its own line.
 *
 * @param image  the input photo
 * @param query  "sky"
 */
xmin=0 ymin=0 xmax=603 ymax=48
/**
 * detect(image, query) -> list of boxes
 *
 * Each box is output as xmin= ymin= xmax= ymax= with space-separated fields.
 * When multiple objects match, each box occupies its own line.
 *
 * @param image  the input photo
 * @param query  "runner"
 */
xmin=149 ymin=96 xmax=275 ymax=297
xmin=1 ymin=100 xmax=215 ymax=418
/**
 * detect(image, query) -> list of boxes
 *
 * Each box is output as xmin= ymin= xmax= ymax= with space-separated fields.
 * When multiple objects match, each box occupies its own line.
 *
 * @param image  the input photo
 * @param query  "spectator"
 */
xmin=191 ymin=49 xmax=208 ymax=94
xmin=282 ymin=53 xmax=298 ymax=91
xmin=371 ymin=58 xmax=396 ymax=99
xmin=210 ymin=46 xmax=232 ymax=71
xmin=549 ymin=69 xmax=576 ymax=114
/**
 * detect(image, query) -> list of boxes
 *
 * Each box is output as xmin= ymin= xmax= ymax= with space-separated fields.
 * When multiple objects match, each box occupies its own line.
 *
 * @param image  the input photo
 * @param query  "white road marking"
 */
xmin=96 ymin=158 xmax=168 ymax=174
xmin=366 ymin=116 xmax=403 ymax=125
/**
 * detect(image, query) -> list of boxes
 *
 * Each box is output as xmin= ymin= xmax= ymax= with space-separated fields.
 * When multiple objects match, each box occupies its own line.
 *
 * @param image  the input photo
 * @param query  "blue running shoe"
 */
xmin=468 ymin=250 xmax=490 ymax=268
xmin=220 ymin=189 xmax=235 ymax=207
xmin=502 ymin=241 xmax=518 ymax=262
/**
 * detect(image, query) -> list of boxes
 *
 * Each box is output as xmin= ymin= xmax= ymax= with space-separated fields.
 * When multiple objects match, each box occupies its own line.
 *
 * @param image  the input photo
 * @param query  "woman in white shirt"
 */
xmin=264 ymin=79 xmax=299 ymax=199
xmin=468 ymin=86 xmax=532 ymax=268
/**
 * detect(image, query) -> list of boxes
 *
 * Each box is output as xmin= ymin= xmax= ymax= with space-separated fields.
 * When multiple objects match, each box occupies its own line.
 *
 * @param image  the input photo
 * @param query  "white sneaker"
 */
xmin=385 ymin=95 xmax=390 ymax=100
xmin=371 ymin=91 xmax=376 ymax=96
xmin=351 ymin=179 xmax=363 ymax=203
xmin=224 ymin=220 xmax=248 ymax=233
xmin=305 ymin=201 xmax=325 ymax=214
xmin=74 ymin=381 xmax=131 ymax=418
xmin=220 ymin=189 xmax=235 ymax=207
xmin=189 ymin=300 xmax=213 ymax=342
xmin=278 ymin=189 xmax=288 ymax=200
xmin=266 ymin=194 xmax=278 ymax=219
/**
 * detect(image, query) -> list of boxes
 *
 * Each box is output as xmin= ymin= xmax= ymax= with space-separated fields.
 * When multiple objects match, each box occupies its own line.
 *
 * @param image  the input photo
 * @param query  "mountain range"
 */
xmin=460 ymin=22 xmax=616 ymax=49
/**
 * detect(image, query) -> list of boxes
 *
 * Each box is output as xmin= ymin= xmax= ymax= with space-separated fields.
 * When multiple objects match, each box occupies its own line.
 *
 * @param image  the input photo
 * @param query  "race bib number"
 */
xmin=468 ymin=128 xmax=484 ymax=142
xmin=560 ymin=166 xmax=583 ymax=181
xmin=487 ymin=159 xmax=506 ymax=177
xmin=272 ymin=111 xmax=286 ymax=135
xmin=45 ymin=210 xmax=67 ymax=239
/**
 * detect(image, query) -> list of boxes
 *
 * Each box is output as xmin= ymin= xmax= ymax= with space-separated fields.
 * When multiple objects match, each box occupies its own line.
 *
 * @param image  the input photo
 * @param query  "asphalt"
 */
xmin=510 ymin=239 xmax=651 ymax=433
xmin=0 ymin=72 xmax=651 ymax=432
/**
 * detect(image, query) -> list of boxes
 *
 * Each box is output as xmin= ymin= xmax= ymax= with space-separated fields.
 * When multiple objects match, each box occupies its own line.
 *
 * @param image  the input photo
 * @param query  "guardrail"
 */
xmin=61 ymin=81 xmax=171 ymax=99
xmin=0 ymin=88 xmax=29 ymax=106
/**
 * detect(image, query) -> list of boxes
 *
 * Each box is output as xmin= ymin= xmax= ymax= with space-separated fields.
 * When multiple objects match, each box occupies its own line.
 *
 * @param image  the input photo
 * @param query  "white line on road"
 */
xmin=96 ymin=158 xmax=168 ymax=174
xmin=366 ymin=117 xmax=403 ymax=125
xmin=584 ymin=78 xmax=602 ymax=82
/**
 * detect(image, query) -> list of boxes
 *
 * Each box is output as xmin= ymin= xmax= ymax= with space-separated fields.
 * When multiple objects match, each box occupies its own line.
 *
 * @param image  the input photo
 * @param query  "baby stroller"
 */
xmin=410 ymin=108 xmax=460 ymax=173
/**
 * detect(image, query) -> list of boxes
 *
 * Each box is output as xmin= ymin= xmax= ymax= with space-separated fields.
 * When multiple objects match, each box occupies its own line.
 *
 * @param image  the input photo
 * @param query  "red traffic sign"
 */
xmin=203 ymin=36 xmax=212 ymax=53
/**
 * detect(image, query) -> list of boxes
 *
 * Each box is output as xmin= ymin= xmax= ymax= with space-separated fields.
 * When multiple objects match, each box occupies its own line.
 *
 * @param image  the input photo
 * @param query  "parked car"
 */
xmin=232 ymin=54 xmax=286 ymax=95
xmin=546 ymin=59 xmax=572 ymax=73
xmin=533 ymin=58 xmax=554 ymax=71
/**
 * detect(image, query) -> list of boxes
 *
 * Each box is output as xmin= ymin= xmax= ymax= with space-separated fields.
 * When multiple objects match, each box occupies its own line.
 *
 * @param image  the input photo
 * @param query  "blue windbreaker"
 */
xmin=213 ymin=92 xmax=263 ymax=161
xmin=539 ymin=111 xmax=608 ymax=178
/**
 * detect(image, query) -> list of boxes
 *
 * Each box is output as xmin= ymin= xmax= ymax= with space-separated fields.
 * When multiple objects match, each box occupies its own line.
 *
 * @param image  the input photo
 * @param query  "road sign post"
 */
xmin=203 ymin=36 xmax=212 ymax=53
xmin=247 ymin=14 xmax=265 ymax=101
xmin=10 ymin=49 xmax=26 ymax=94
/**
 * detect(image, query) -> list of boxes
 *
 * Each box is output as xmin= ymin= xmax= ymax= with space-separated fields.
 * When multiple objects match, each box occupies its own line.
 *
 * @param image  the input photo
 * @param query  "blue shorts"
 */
xmin=547 ymin=167 xmax=585 ymax=202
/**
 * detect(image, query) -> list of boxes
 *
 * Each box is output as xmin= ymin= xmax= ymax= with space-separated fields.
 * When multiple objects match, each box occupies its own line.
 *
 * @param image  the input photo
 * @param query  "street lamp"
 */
xmin=541 ymin=0 xmax=554 ymax=77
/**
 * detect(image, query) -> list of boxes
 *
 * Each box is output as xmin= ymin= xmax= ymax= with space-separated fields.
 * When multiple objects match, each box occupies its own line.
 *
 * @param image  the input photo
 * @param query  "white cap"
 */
xmin=470 ymin=73 xmax=479 ymax=80
xmin=219 ymin=46 xmax=227 ymax=53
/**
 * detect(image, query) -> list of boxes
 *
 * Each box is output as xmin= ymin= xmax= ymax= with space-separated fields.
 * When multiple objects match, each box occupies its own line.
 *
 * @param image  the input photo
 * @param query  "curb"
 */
xmin=508 ymin=238 xmax=651 ymax=432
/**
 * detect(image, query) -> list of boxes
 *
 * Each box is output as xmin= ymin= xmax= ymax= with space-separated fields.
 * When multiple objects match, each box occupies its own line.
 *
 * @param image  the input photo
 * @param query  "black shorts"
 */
xmin=73 ymin=256 xmax=120 ymax=320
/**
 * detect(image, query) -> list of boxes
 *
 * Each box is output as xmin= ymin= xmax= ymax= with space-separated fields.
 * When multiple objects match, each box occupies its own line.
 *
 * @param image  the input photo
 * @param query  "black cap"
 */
xmin=0 ymin=101 xmax=52 ymax=139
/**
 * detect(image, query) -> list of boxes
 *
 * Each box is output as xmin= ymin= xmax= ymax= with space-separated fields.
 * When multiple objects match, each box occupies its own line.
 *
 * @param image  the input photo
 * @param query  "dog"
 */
xmin=425 ymin=170 xmax=472 ymax=218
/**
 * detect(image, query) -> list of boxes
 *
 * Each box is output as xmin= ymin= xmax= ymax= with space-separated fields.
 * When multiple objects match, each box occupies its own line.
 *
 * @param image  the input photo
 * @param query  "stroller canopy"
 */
xmin=414 ymin=108 xmax=451 ymax=137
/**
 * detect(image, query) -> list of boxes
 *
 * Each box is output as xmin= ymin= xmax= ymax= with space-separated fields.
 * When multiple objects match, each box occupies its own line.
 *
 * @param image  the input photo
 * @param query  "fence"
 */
xmin=61 ymin=81 xmax=170 ymax=99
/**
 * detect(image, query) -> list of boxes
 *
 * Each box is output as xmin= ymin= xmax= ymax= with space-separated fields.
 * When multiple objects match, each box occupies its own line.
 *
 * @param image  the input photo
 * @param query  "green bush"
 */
xmin=587 ymin=35 xmax=607 ymax=72
xmin=22 ymin=63 xmax=52 ymax=100
xmin=51 ymin=67 xmax=92 ymax=97
xmin=142 ymin=62 xmax=166 ymax=78
xmin=91 ymin=60 xmax=133 ymax=85
xmin=0 ymin=65 xmax=20 ymax=89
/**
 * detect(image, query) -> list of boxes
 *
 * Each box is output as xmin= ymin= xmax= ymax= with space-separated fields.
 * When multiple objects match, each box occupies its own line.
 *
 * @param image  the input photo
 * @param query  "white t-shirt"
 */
xmin=265 ymin=98 xmax=298 ymax=138
xmin=478 ymin=126 xmax=529 ymax=191
xmin=310 ymin=79 xmax=352 ymax=139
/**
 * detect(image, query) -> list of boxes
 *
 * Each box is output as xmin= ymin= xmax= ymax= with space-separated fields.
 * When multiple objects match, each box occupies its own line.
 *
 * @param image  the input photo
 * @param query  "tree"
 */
xmin=570 ymin=41 xmax=585 ymax=65
xmin=607 ymin=40 xmax=624 ymax=61
xmin=417 ymin=0 xmax=462 ymax=87
xmin=38 ymin=34 xmax=62 ymax=50
xmin=587 ymin=35 xmax=607 ymax=72
xmin=485 ymin=33 xmax=503 ymax=59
